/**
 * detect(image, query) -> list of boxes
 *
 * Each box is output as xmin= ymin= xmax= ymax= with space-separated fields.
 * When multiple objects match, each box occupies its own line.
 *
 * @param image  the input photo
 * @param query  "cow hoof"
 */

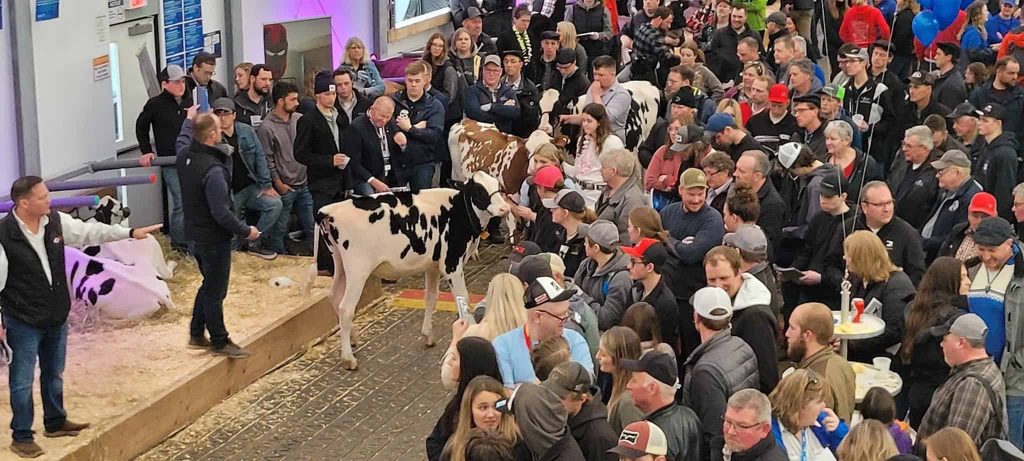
xmin=342 ymin=357 xmax=359 ymax=370
xmin=423 ymin=335 xmax=436 ymax=348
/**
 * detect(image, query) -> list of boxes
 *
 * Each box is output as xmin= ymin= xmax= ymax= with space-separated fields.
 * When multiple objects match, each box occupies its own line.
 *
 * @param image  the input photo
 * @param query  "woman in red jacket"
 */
xmin=840 ymin=0 xmax=892 ymax=48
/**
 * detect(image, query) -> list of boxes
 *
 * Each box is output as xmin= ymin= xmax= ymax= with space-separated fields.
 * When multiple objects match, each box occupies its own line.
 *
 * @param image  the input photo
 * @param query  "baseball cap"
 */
xmin=777 ymin=142 xmax=804 ymax=169
xmin=621 ymin=238 xmax=668 ymax=268
xmin=679 ymin=124 xmax=704 ymax=144
xmin=514 ymin=254 xmax=554 ymax=283
xmin=948 ymin=101 xmax=978 ymax=119
xmin=974 ymin=216 xmax=1015 ymax=246
xmin=819 ymin=173 xmax=849 ymax=198
xmin=1003 ymin=0 xmax=1017 ymax=5
xmin=792 ymin=93 xmax=821 ymax=109
xmin=482 ymin=54 xmax=502 ymax=68
xmin=766 ymin=11 xmax=787 ymax=27
xmin=871 ymin=39 xmax=894 ymax=56
xmin=578 ymin=220 xmax=619 ymax=248
xmin=524 ymin=276 xmax=574 ymax=308
xmin=836 ymin=43 xmax=860 ymax=60
xmin=930 ymin=312 xmax=988 ymax=341
xmin=159 ymin=64 xmax=187 ymax=82
xmin=211 ymin=98 xmax=236 ymax=113
xmin=542 ymin=361 xmax=596 ymax=397
xmin=909 ymin=70 xmax=936 ymax=86
xmin=768 ymin=84 xmax=789 ymax=104
xmin=680 ymin=168 xmax=708 ymax=189
xmin=705 ymin=113 xmax=737 ymax=135
xmin=534 ymin=165 xmax=564 ymax=189
xmin=841 ymin=47 xmax=869 ymax=61
xmin=692 ymin=286 xmax=733 ymax=321
xmin=509 ymin=240 xmax=543 ymax=276
xmin=620 ymin=350 xmax=679 ymax=388
xmin=465 ymin=6 xmax=483 ymax=19
xmin=931 ymin=149 xmax=972 ymax=170
xmin=542 ymin=189 xmax=587 ymax=213
xmin=977 ymin=103 xmax=1008 ymax=121
xmin=608 ymin=421 xmax=669 ymax=458
xmin=821 ymin=83 xmax=845 ymax=102
xmin=671 ymin=87 xmax=698 ymax=109
xmin=724 ymin=225 xmax=768 ymax=259
xmin=555 ymin=48 xmax=577 ymax=65
xmin=969 ymin=192 xmax=998 ymax=217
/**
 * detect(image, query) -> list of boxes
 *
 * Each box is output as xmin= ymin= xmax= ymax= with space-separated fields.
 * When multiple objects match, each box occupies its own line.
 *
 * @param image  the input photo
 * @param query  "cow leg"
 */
xmin=336 ymin=269 xmax=367 ymax=371
xmin=423 ymin=267 xmax=441 ymax=348
xmin=329 ymin=252 xmax=359 ymax=347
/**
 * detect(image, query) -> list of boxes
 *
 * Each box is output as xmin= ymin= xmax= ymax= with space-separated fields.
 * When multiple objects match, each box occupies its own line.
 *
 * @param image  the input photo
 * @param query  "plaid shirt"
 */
xmin=918 ymin=357 xmax=1008 ymax=445
xmin=632 ymin=22 xmax=670 ymax=63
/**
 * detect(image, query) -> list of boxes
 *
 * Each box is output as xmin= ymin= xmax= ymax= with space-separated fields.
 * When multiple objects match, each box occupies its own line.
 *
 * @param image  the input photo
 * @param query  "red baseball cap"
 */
xmin=621 ymin=238 xmax=668 ymax=267
xmin=534 ymin=165 xmax=564 ymax=189
xmin=768 ymin=84 xmax=789 ymax=104
xmin=608 ymin=421 xmax=669 ymax=458
xmin=969 ymin=192 xmax=997 ymax=217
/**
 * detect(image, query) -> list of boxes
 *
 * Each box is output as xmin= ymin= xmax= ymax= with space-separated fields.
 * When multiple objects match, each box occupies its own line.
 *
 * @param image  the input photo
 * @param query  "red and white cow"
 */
xmin=306 ymin=171 xmax=509 ymax=370
xmin=448 ymin=120 xmax=565 ymax=194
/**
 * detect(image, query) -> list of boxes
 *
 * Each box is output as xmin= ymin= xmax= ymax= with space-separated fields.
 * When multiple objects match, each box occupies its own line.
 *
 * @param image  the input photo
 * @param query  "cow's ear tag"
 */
xmin=480 ymin=231 xmax=490 ymax=240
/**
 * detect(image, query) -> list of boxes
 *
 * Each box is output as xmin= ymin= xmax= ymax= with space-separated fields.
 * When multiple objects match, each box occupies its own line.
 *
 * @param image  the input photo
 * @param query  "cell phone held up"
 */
xmin=455 ymin=296 xmax=471 ymax=322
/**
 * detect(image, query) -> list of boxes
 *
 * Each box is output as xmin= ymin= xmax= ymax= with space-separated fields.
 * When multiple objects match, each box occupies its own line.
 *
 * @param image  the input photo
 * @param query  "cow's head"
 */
xmin=459 ymin=171 xmax=509 ymax=218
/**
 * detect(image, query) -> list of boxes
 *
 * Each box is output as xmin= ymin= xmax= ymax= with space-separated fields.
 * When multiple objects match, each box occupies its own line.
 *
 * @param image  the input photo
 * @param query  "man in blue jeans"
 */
xmin=0 ymin=176 xmax=162 ymax=458
xmin=391 ymin=61 xmax=444 ymax=192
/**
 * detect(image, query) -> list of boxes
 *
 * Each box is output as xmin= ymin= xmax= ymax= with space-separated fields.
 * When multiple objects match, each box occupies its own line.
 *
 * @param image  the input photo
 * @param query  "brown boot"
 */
xmin=43 ymin=420 xmax=90 ymax=438
xmin=9 ymin=441 xmax=44 ymax=458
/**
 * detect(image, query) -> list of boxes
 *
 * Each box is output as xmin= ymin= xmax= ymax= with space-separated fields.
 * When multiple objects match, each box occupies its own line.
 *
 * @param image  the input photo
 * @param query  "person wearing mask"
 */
xmin=841 ymin=47 xmax=898 ymax=173
xmin=889 ymin=125 xmax=941 ymax=230
xmin=542 ymin=361 xmax=618 ymax=461
xmin=465 ymin=54 xmax=521 ymax=134
xmin=607 ymin=420 xmax=672 ymax=461
xmin=507 ymin=382 xmax=587 ymax=460
xmin=573 ymin=220 xmax=634 ymax=330
xmin=185 ymin=52 xmax=229 ymax=103
xmin=233 ymin=62 xmax=252 ymax=96
xmin=987 ymin=0 xmax=1020 ymax=45
xmin=706 ymin=113 xmax=763 ymax=162
xmin=973 ymin=103 xmax=1020 ymax=221
xmin=918 ymin=313 xmax=1008 ymax=448
xmin=789 ymin=94 xmax=828 ymax=161
xmin=0 ymin=177 xmax=162 ymax=458
xmin=594 ymin=146 xmax=644 ymax=244
xmin=622 ymin=351 xmax=702 ymax=461
xmin=733 ymin=151 xmax=786 ymax=256
xmin=791 ymin=174 xmax=855 ymax=309
xmin=768 ymin=369 xmax=849 ymax=460
xmin=501 ymin=50 xmax=541 ymax=138
xmin=622 ymin=238 xmax=679 ymax=351
xmin=904 ymin=71 xmax=950 ymax=127
xmin=561 ymin=56 xmax=632 ymax=142
xmin=824 ymin=120 xmax=880 ymax=209
xmin=707 ymin=6 xmax=761 ymax=84
xmin=683 ymin=286 xmax=759 ymax=461
xmin=178 ymin=112 xmax=261 ymax=359
xmin=460 ymin=7 xmax=499 ymax=55
xmin=234 ymin=64 xmax=273 ymax=127
xmin=702 ymin=152 xmax=735 ymax=215
xmin=722 ymin=390 xmax=788 ymax=461
xmin=835 ymin=181 xmax=927 ymax=285
xmin=497 ymin=6 xmax=537 ymax=66
xmin=933 ymin=43 xmax=969 ymax=110
xmin=922 ymin=150 xmax=983 ymax=262
xmin=391 ymin=61 xmax=445 ymax=192
xmin=898 ymin=257 xmax=969 ymax=428
xmin=344 ymin=96 xmax=399 ymax=196
xmin=948 ymin=101 xmax=981 ymax=150
xmin=970 ymin=56 xmax=1024 ymax=145
xmin=136 ymin=65 xmax=190 ymax=252
xmin=785 ymin=303 xmax=857 ymax=422
xmin=940 ymin=192 xmax=999 ymax=261
xmin=746 ymin=84 xmax=797 ymax=153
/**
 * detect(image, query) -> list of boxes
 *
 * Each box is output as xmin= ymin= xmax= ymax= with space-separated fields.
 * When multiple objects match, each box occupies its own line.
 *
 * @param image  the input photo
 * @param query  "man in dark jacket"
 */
xmin=933 ymin=43 xmax=968 ymax=110
xmin=904 ymin=71 xmax=950 ymax=128
xmin=938 ymin=192 xmax=997 ymax=259
xmin=551 ymin=49 xmax=590 ymax=119
xmin=542 ymin=362 xmax=618 ymax=461
xmin=972 ymin=102 xmax=1020 ymax=221
xmin=178 ymin=113 xmax=260 ymax=359
xmin=624 ymin=238 xmax=679 ymax=350
xmin=332 ymin=68 xmax=372 ymax=131
xmin=841 ymin=47 xmax=899 ymax=173
xmin=344 ymin=97 xmax=400 ymax=196
xmin=502 ymin=50 xmax=541 ymax=138
xmin=790 ymin=94 xmax=828 ymax=161
xmin=722 ymin=390 xmax=788 ymax=461
xmin=496 ymin=5 xmax=538 ymax=65
xmin=185 ymin=52 xmax=229 ymax=104
xmin=234 ymin=64 xmax=273 ymax=127
xmin=793 ymin=174 xmax=856 ymax=309
xmin=391 ymin=61 xmax=445 ymax=192
xmin=889 ymin=125 xmax=940 ymax=229
xmin=136 ymin=64 xmax=190 ymax=251
xmin=970 ymin=56 xmax=1024 ymax=144
xmin=706 ymin=113 xmax=764 ymax=162
xmin=922 ymin=150 xmax=983 ymax=262
xmin=734 ymin=151 xmax=786 ymax=258
xmin=622 ymin=351 xmax=703 ymax=461
xmin=706 ymin=6 xmax=761 ymax=83
xmin=465 ymin=54 xmax=521 ymax=134
xmin=683 ymin=286 xmax=760 ymax=461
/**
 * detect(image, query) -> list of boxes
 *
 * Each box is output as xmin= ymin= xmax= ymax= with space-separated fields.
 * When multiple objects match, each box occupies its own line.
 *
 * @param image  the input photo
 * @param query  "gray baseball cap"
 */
xmin=931 ymin=313 xmax=988 ymax=342
xmin=974 ymin=217 xmax=1015 ymax=247
xmin=211 ymin=98 xmax=235 ymax=113
xmin=578 ymin=220 xmax=619 ymax=248
xmin=482 ymin=54 xmax=502 ymax=68
xmin=723 ymin=225 xmax=768 ymax=259
xmin=931 ymin=150 xmax=971 ymax=170
xmin=160 ymin=64 xmax=187 ymax=82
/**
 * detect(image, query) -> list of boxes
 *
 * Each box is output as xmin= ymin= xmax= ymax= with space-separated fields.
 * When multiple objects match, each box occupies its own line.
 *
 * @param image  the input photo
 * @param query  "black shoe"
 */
xmin=211 ymin=342 xmax=251 ymax=359
xmin=188 ymin=335 xmax=212 ymax=349
xmin=9 ymin=441 xmax=43 ymax=458
xmin=43 ymin=420 xmax=90 ymax=438
xmin=247 ymin=242 xmax=277 ymax=260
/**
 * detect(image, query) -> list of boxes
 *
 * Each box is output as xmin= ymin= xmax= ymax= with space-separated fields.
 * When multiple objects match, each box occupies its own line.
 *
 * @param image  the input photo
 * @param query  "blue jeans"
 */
xmin=162 ymin=167 xmax=186 ymax=249
xmin=1009 ymin=394 xmax=1024 ymax=449
xmin=4 ymin=315 xmax=68 ymax=442
xmin=270 ymin=186 xmax=315 ymax=254
xmin=232 ymin=184 xmax=283 ymax=248
xmin=188 ymin=241 xmax=233 ymax=347
xmin=395 ymin=163 xmax=435 ymax=193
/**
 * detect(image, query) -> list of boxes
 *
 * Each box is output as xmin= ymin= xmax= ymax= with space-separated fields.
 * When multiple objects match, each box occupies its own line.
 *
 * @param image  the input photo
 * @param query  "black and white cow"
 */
xmin=308 ymin=171 xmax=510 ymax=370
xmin=537 ymin=80 xmax=661 ymax=152
xmin=64 ymin=246 xmax=175 ymax=320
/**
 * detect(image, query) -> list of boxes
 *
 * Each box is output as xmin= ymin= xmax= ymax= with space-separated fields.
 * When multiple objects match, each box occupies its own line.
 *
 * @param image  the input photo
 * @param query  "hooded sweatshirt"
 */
xmin=973 ymin=131 xmax=1020 ymax=221
xmin=839 ymin=5 xmax=892 ymax=48
xmin=783 ymin=163 xmax=838 ymax=241
xmin=731 ymin=274 xmax=780 ymax=393
xmin=255 ymin=111 xmax=307 ymax=187
xmin=568 ymin=398 xmax=618 ymax=461
xmin=573 ymin=250 xmax=634 ymax=330
xmin=512 ymin=383 xmax=586 ymax=461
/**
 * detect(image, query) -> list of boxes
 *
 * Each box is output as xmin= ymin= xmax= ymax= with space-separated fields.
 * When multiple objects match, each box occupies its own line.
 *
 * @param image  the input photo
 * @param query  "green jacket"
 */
xmin=735 ymin=0 xmax=767 ymax=31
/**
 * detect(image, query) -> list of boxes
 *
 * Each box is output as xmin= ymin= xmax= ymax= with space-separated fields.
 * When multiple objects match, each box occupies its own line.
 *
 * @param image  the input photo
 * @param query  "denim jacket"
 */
xmin=176 ymin=119 xmax=272 ymax=191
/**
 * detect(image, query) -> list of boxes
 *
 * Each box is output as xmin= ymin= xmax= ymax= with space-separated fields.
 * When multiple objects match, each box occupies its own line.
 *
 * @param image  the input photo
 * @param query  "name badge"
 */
xmin=885 ymin=240 xmax=894 ymax=249
xmin=250 ymin=115 xmax=263 ymax=127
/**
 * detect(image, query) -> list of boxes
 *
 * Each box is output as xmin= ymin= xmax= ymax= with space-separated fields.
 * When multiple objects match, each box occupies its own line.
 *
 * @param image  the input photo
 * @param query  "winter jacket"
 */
xmin=966 ymin=246 xmax=1024 ymax=396
xmin=349 ymin=61 xmax=386 ymax=99
xmin=734 ymin=0 xmax=767 ymax=31
xmin=726 ymin=435 xmax=788 ymax=461
xmin=756 ymin=180 xmax=787 ymax=258
xmin=901 ymin=300 xmax=962 ymax=427
xmin=970 ymin=81 xmax=1024 ymax=145
xmin=136 ymin=90 xmax=188 ymax=157
xmin=847 ymin=270 xmax=917 ymax=362
xmin=797 ymin=347 xmax=858 ymax=422
xmin=799 ymin=208 xmax=857 ymax=309
xmin=565 ymin=281 xmax=601 ymax=360
xmin=923 ymin=179 xmax=983 ymax=262
xmin=706 ymin=26 xmax=762 ymax=83
xmin=683 ymin=329 xmax=760 ymax=461
xmin=391 ymin=90 xmax=445 ymax=168
xmin=830 ymin=148 xmax=881 ymax=209
xmin=294 ymin=106 xmax=347 ymax=198
xmin=731 ymin=274 xmax=780 ymax=393
xmin=746 ymin=111 xmax=797 ymax=154
xmin=504 ymin=75 xmax=541 ymax=139
xmin=573 ymin=250 xmax=634 ymax=330
xmin=184 ymin=72 xmax=229 ymax=105
xmin=845 ymin=214 xmax=928 ymax=286
xmin=892 ymin=9 xmax=916 ymax=59
xmin=973 ymin=132 xmax=1021 ymax=221
xmin=512 ymin=384 xmax=587 ymax=461
xmin=747 ymin=261 xmax=784 ymax=317
xmin=938 ymin=221 xmax=974 ymax=260
xmin=646 ymin=402 xmax=704 ymax=461
xmin=891 ymin=159 xmax=940 ymax=230
xmin=463 ymin=81 xmax=521 ymax=134
xmin=839 ymin=5 xmax=892 ymax=48
xmin=567 ymin=398 xmax=618 ymax=461
xmin=630 ymin=278 xmax=679 ymax=352
xmin=933 ymin=67 xmax=969 ymax=111
xmin=233 ymin=91 xmax=272 ymax=127
xmin=177 ymin=141 xmax=251 ymax=243
xmin=770 ymin=413 xmax=850 ymax=458
xmin=782 ymin=164 xmax=837 ymax=242
xmin=843 ymin=77 xmax=898 ymax=167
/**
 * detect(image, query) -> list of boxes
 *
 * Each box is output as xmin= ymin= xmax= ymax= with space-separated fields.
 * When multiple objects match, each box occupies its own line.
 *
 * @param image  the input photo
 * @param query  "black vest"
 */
xmin=178 ymin=141 xmax=234 ymax=243
xmin=0 ymin=211 xmax=72 ymax=327
xmin=572 ymin=3 xmax=605 ymax=35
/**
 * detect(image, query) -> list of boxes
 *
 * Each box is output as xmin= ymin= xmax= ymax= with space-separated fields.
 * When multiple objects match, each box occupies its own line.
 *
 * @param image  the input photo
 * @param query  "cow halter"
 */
xmin=461 ymin=187 xmax=502 ymax=239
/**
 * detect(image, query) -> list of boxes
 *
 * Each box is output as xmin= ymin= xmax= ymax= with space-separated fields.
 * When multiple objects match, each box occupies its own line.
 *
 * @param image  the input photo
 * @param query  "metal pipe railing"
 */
xmin=0 ymin=195 xmax=100 ymax=213
xmin=88 ymin=156 xmax=175 ymax=172
xmin=46 ymin=174 xmax=157 ymax=192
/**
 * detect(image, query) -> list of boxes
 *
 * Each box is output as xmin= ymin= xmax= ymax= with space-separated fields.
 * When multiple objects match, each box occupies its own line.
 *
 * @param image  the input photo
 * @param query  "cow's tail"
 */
xmin=448 ymin=123 xmax=467 ymax=182
xmin=303 ymin=221 xmax=321 ymax=298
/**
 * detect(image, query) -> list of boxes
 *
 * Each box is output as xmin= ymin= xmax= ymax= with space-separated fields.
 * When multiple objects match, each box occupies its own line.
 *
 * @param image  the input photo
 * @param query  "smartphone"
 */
xmin=495 ymin=398 xmax=510 ymax=414
xmin=197 ymin=87 xmax=210 ymax=112
xmin=455 ymin=296 xmax=471 ymax=321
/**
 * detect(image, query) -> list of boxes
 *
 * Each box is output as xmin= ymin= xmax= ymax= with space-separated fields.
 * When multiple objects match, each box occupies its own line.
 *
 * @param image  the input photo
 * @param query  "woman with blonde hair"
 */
xmin=677 ymin=41 xmax=725 ymax=101
xmin=923 ymin=427 xmax=982 ymax=461
xmin=626 ymin=206 xmax=669 ymax=245
xmin=595 ymin=326 xmax=644 ymax=433
xmin=834 ymin=419 xmax=898 ymax=461
xmin=556 ymin=22 xmax=588 ymax=72
xmin=723 ymin=61 xmax=767 ymax=102
xmin=341 ymin=36 xmax=385 ymax=99
xmin=959 ymin=1 xmax=989 ymax=57
xmin=441 ymin=273 xmax=527 ymax=390
xmin=716 ymin=99 xmax=747 ymax=131
xmin=439 ymin=376 xmax=520 ymax=461
xmin=843 ymin=229 xmax=916 ymax=363
xmin=769 ymin=369 xmax=848 ymax=460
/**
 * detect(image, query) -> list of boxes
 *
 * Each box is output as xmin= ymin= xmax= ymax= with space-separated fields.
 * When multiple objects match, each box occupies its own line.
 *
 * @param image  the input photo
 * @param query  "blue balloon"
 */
xmin=934 ymin=0 xmax=960 ymax=29
xmin=960 ymin=0 xmax=973 ymax=8
xmin=913 ymin=11 xmax=940 ymax=47
xmin=920 ymin=0 xmax=934 ymax=8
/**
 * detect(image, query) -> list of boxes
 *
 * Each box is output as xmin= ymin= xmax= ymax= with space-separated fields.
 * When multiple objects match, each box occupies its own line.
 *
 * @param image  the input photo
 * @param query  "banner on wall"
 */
xmin=163 ymin=0 xmax=203 ymax=68
xmin=263 ymin=18 xmax=333 ymax=97
xmin=36 ymin=0 xmax=59 ymax=21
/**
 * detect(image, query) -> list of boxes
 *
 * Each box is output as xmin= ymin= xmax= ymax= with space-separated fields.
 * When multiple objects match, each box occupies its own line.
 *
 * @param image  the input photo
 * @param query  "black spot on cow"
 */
xmin=69 ymin=261 xmax=81 ymax=284
xmin=98 ymin=278 xmax=116 ymax=295
xmin=430 ymin=216 xmax=437 ymax=227
xmin=88 ymin=289 xmax=98 ymax=305
xmin=83 ymin=246 xmax=101 ymax=257
xmin=352 ymin=196 xmax=384 ymax=211
xmin=368 ymin=210 xmax=385 ymax=223
xmin=395 ymin=192 xmax=415 ymax=207
xmin=388 ymin=206 xmax=429 ymax=257
xmin=419 ymin=214 xmax=427 ymax=229
xmin=86 ymin=260 xmax=104 ymax=276
xmin=401 ymin=244 xmax=412 ymax=259
xmin=342 ymin=240 xmax=350 ymax=249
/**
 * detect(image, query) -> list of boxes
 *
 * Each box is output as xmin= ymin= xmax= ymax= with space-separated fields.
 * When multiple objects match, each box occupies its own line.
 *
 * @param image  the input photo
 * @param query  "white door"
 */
xmin=110 ymin=16 xmax=159 ymax=153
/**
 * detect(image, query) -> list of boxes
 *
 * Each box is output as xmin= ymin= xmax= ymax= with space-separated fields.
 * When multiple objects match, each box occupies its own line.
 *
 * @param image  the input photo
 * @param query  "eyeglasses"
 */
xmin=862 ymin=200 xmax=895 ymax=208
xmin=703 ymin=168 xmax=721 ymax=176
xmin=539 ymin=309 xmax=570 ymax=324
xmin=723 ymin=417 xmax=763 ymax=431
xmin=901 ymin=142 xmax=922 ymax=149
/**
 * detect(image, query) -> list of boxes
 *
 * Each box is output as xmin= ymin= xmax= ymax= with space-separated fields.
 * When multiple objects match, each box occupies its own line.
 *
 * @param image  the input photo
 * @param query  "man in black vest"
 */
xmin=0 ymin=176 xmax=161 ymax=457
xmin=179 ymin=113 xmax=260 ymax=359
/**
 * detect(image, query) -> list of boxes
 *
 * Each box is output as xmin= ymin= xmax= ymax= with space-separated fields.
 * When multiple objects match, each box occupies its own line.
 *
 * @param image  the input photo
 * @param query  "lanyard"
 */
xmin=523 ymin=325 xmax=532 ymax=351
xmin=799 ymin=429 xmax=809 ymax=461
